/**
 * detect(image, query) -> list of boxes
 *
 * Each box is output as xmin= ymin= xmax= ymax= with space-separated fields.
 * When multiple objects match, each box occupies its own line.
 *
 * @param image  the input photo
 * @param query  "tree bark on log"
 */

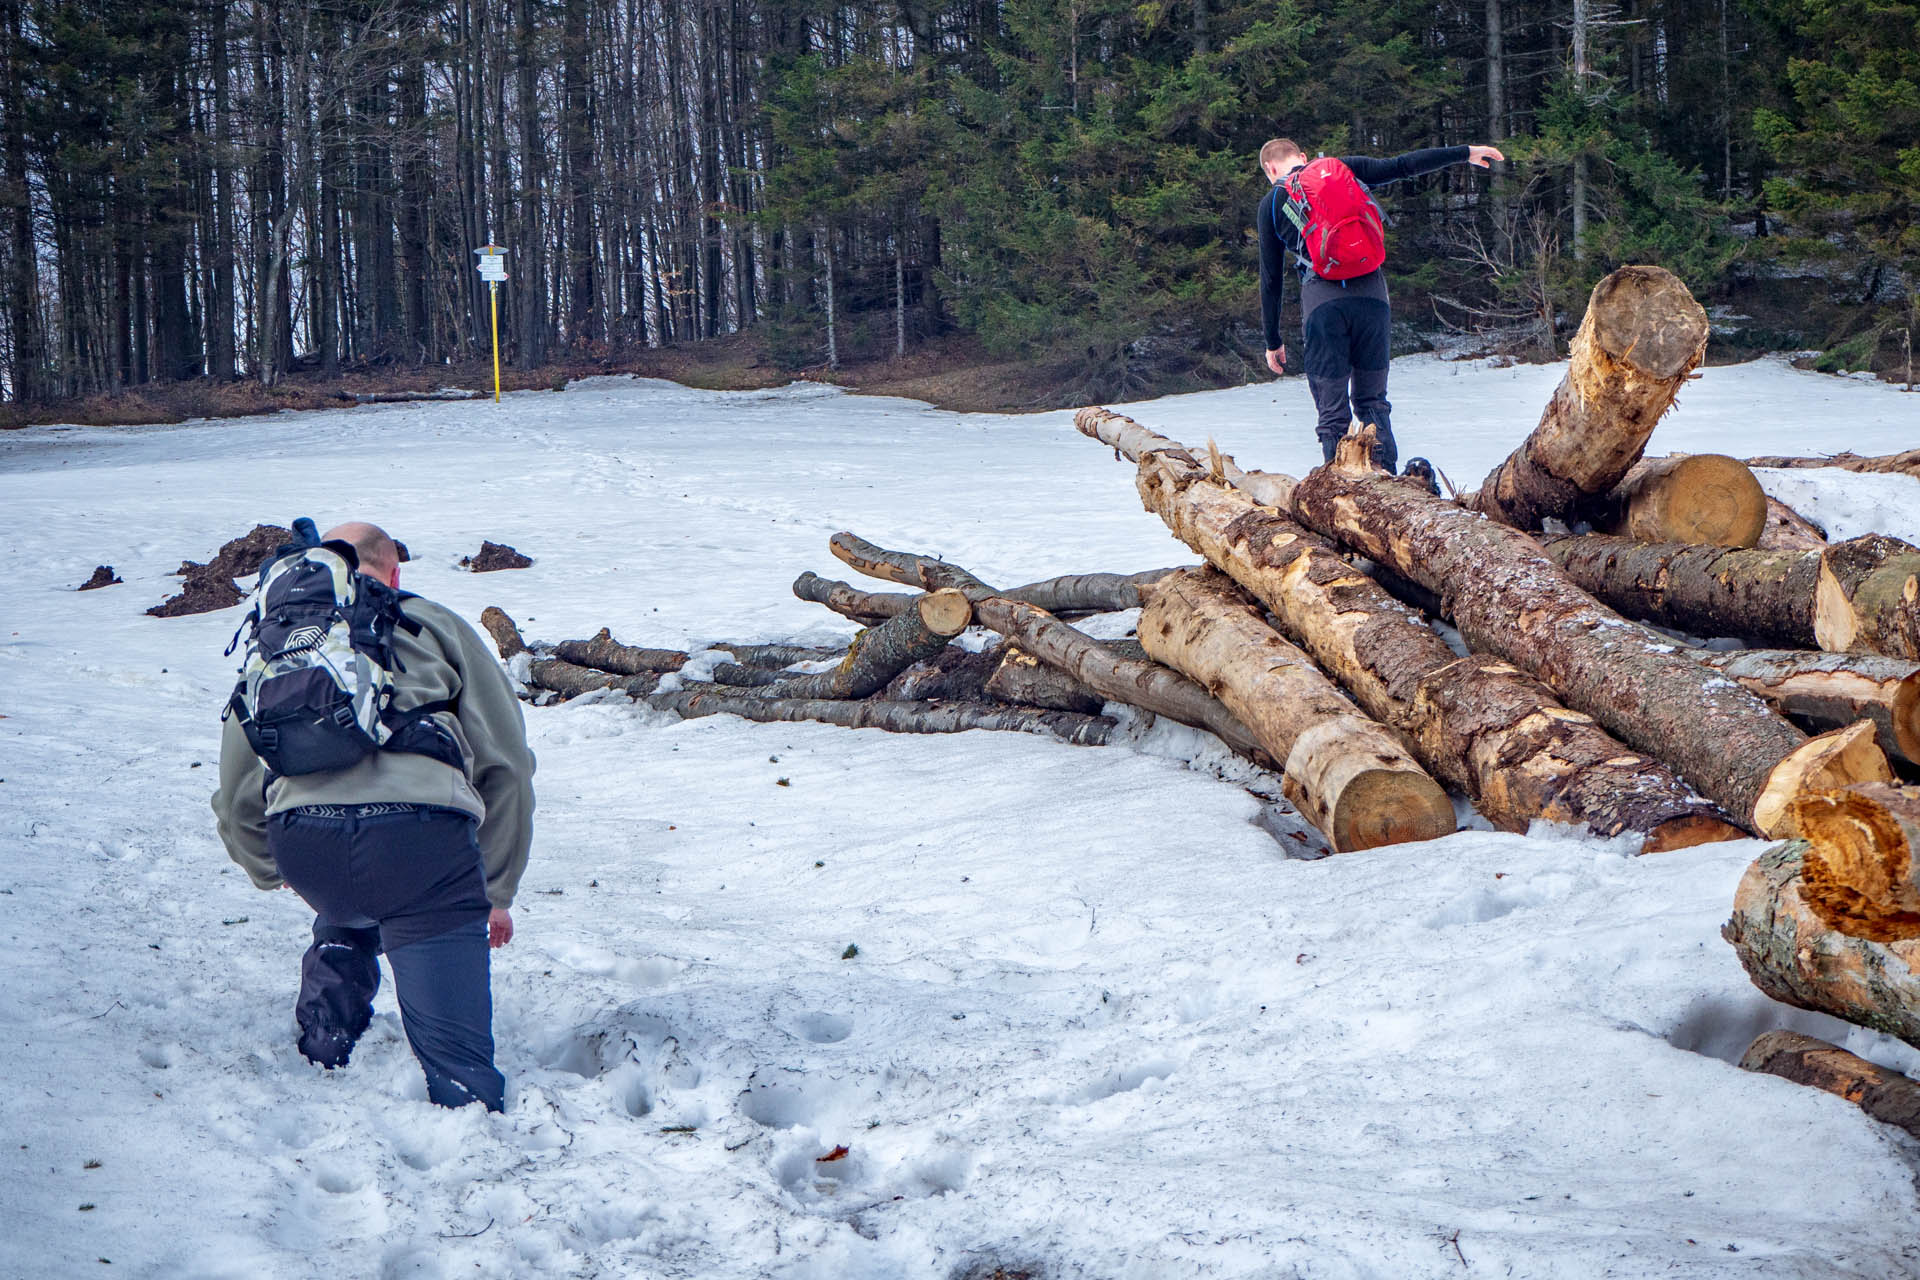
xmin=1786 ymin=782 xmax=1920 ymax=942
xmin=1543 ymin=533 xmax=1920 ymax=657
xmin=718 ymin=643 xmax=848 ymax=670
xmin=881 ymin=645 xmax=1003 ymax=703
xmin=1758 ymin=496 xmax=1828 ymax=551
xmin=552 ymin=628 xmax=689 ymax=674
xmin=1469 ymin=265 xmax=1710 ymax=530
xmin=1723 ymin=840 xmax=1920 ymax=1049
xmin=823 ymin=532 xmax=1265 ymax=759
xmin=1124 ymin=427 xmax=1740 ymax=850
xmin=1139 ymin=567 xmax=1456 ymax=851
xmin=479 ymin=607 xmax=665 ymax=697
xmin=1290 ymin=431 xmax=1887 ymax=833
xmin=1696 ymin=650 xmax=1920 ymax=765
xmin=983 ymin=646 xmax=1106 ymax=715
xmin=1590 ymin=454 xmax=1766 ymax=548
xmin=1748 ymin=449 xmax=1920 ymax=480
xmin=1740 ymin=1030 xmax=1920 ymax=1139
xmin=793 ymin=570 xmax=912 ymax=625
xmin=764 ymin=589 xmax=971 ymax=700
xmin=794 ymin=567 xmax=1180 ymax=626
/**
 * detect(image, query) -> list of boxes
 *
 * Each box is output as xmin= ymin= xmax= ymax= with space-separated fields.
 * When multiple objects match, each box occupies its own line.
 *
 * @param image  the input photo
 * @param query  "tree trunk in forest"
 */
xmin=1786 ymin=782 xmax=1920 ymax=941
xmin=1469 ymin=266 xmax=1710 ymax=530
xmin=1291 ymin=429 xmax=1885 ymax=833
xmin=1093 ymin=406 xmax=1739 ymax=849
xmin=1543 ymin=533 xmax=1920 ymax=658
xmin=1740 ymin=1030 xmax=1920 ymax=1139
xmin=1759 ymin=496 xmax=1828 ymax=551
xmin=1724 ymin=840 xmax=1920 ymax=1049
xmin=1140 ymin=567 xmax=1455 ymax=851
xmin=1747 ymin=450 xmax=1920 ymax=480
xmin=983 ymin=646 xmax=1106 ymax=715
xmin=1591 ymin=454 xmax=1767 ymax=548
xmin=764 ymin=589 xmax=970 ymax=699
xmin=1696 ymin=650 xmax=1920 ymax=766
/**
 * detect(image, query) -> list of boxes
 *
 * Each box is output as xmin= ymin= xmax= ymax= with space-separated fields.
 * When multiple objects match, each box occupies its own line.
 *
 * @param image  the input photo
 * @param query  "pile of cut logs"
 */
xmin=484 ymin=264 xmax=1920 ymax=1133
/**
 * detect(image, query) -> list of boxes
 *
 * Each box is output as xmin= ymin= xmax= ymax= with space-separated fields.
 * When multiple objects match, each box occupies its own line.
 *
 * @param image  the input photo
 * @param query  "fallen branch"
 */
xmin=1748 ymin=450 xmax=1920 ymax=481
xmin=1740 ymin=1031 xmax=1920 ymax=1139
xmin=764 ymin=589 xmax=972 ymax=699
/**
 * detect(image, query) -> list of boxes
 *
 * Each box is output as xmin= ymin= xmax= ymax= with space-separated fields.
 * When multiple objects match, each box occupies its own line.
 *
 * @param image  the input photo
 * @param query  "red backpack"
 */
xmin=1278 ymin=157 xmax=1386 ymax=281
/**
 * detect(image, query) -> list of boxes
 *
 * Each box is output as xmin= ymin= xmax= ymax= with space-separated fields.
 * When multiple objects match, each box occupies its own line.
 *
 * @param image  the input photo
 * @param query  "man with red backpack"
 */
xmin=1257 ymin=137 xmax=1505 ymax=473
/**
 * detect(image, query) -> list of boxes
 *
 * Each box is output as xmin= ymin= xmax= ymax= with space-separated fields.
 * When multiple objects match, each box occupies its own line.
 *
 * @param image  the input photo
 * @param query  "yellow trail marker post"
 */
xmin=474 ymin=245 xmax=508 ymax=402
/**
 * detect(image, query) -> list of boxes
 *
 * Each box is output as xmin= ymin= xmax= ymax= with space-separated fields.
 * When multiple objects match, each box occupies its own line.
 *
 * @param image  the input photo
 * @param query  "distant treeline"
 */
xmin=0 ymin=0 xmax=1912 ymax=406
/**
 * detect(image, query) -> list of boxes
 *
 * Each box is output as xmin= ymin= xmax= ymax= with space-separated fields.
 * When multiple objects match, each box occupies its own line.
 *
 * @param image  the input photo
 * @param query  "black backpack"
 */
xmin=225 ymin=519 xmax=463 ymax=781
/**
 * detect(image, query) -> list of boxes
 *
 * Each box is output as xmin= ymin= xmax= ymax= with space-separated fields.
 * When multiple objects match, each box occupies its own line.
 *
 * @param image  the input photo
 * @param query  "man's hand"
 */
xmin=1266 ymin=346 xmax=1287 ymax=376
xmin=1467 ymin=145 xmax=1506 ymax=168
xmin=488 ymin=907 xmax=514 ymax=948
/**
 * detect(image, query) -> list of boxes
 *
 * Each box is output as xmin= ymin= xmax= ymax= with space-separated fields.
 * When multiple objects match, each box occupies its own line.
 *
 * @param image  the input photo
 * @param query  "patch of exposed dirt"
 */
xmin=461 ymin=541 xmax=533 ymax=572
xmin=147 ymin=570 xmax=242 ymax=618
xmin=148 ymin=523 xmax=293 ymax=617
xmin=203 ymin=524 xmax=294 ymax=581
xmin=78 ymin=566 xmax=121 ymax=591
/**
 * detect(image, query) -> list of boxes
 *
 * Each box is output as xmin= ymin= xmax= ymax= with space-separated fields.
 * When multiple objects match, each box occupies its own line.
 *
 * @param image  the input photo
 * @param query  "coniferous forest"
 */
xmin=0 ymin=0 xmax=1913 ymax=410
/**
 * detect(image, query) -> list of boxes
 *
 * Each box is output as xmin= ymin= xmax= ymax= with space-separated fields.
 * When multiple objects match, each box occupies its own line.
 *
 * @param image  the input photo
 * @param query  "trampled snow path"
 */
xmin=3 ymin=356 xmax=1918 ymax=1279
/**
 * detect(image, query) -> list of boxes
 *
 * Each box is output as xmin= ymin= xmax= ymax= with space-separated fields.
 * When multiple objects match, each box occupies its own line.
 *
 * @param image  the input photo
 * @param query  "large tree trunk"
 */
xmin=1740 ymin=1030 xmax=1920 ymax=1140
xmin=1590 ymin=454 xmax=1767 ymax=548
xmin=1723 ymin=840 xmax=1920 ymax=1049
xmin=1543 ymin=533 xmax=1920 ymax=658
xmin=764 ymin=589 xmax=971 ymax=699
xmin=1786 ymin=782 xmax=1920 ymax=942
xmin=1696 ymin=650 xmax=1920 ymax=766
xmin=1140 ymin=567 xmax=1456 ymax=851
xmin=1290 ymin=431 xmax=1888 ymax=834
xmin=1747 ymin=450 xmax=1920 ymax=481
xmin=1095 ymin=408 xmax=1741 ymax=849
xmin=1469 ymin=266 xmax=1710 ymax=530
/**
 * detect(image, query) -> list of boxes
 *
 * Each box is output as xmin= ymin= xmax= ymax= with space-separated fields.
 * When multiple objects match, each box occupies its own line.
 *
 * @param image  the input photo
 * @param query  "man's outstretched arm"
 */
xmin=1344 ymin=144 xmax=1504 ymax=187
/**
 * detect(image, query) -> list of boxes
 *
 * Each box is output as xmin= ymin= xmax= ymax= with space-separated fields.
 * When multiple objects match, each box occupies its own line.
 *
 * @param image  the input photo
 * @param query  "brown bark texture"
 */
xmin=1139 ymin=567 xmax=1455 ymax=851
xmin=1469 ymin=265 xmax=1710 ymax=530
xmin=982 ymin=646 xmax=1106 ymax=715
xmin=1757 ymin=496 xmax=1828 ymax=552
xmin=764 ymin=589 xmax=970 ymax=699
xmin=881 ymin=645 xmax=1004 ymax=703
xmin=1126 ymin=434 xmax=1739 ymax=849
xmin=1591 ymin=453 xmax=1766 ymax=548
xmin=1543 ymin=533 xmax=1920 ymax=658
xmin=479 ymin=607 xmax=664 ymax=697
xmin=1748 ymin=450 xmax=1920 ymax=480
xmin=1289 ymin=431 xmax=1846 ymax=833
xmin=793 ymin=570 xmax=912 ymax=625
xmin=1696 ymin=649 xmax=1920 ymax=765
xmin=1787 ymin=782 xmax=1920 ymax=942
xmin=1739 ymin=1030 xmax=1920 ymax=1139
xmin=552 ymin=627 xmax=689 ymax=674
xmin=1723 ymin=840 xmax=1920 ymax=1049
xmin=794 ymin=567 xmax=1180 ymax=626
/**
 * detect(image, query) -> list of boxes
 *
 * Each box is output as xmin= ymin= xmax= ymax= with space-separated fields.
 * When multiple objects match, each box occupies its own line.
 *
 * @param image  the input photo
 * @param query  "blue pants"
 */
xmin=1303 ymin=296 xmax=1397 ymax=472
xmin=270 ymin=807 xmax=504 ymax=1112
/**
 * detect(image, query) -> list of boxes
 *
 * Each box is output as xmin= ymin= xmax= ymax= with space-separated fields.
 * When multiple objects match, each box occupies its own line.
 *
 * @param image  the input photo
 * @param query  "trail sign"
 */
xmin=474 ymin=246 xmax=507 ymax=401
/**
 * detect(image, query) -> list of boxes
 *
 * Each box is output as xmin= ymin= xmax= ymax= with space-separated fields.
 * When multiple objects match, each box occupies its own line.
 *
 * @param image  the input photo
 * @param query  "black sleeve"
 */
xmin=1257 ymin=187 xmax=1285 ymax=351
xmin=1343 ymin=145 xmax=1471 ymax=188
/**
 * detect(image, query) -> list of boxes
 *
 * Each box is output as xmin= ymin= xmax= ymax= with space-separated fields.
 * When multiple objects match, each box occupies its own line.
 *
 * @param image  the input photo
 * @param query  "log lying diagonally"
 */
xmin=1740 ymin=1030 xmax=1920 ymax=1140
xmin=1289 ymin=428 xmax=1889 ymax=834
xmin=1724 ymin=840 xmax=1920 ymax=1050
xmin=761 ymin=589 xmax=972 ymax=700
xmin=1469 ymin=265 xmax=1710 ymax=531
xmin=1758 ymin=496 xmax=1829 ymax=551
xmin=1139 ymin=567 xmax=1455 ymax=851
xmin=1695 ymin=650 xmax=1920 ymax=766
xmin=823 ymin=531 xmax=1266 ymax=761
xmin=1080 ymin=406 xmax=1741 ymax=850
xmin=478 ymin=607 xmax=1115 ymax=745
xmin=1542 ymin=533 xmax=1920 ymax=658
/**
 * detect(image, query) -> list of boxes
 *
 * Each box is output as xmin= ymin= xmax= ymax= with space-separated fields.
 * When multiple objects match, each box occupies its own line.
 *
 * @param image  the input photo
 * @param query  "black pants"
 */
xmin=269 ymin=806 xmax=504 ymax=1112
xmin=1303 ymin=295 xmax=1397 ymax=472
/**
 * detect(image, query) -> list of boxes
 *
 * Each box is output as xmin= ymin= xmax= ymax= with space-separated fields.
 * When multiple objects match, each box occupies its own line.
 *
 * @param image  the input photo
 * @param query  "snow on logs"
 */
xmin=1695 ymin=650 xmax=1920 ymax=766
xmin=1469 ymin=265 xmax=1711 ymax=532
xmin=1139 ymin=567 xmax=1455 ymax=852
xmin=1542 ymin=533 xmax=1920 ymax=659
xmin=1079 ymin=406 xmax=1742 ymax=850
xmin=1288 ymin=428 xmax=1887 ymax=835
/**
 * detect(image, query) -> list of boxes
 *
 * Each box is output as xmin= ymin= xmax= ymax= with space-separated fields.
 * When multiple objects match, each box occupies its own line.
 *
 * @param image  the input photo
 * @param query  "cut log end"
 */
xmin=1327 ymin=769 xmax=1456 ymax=853
xmin=1753 ymin=720 xmax=1895 ymax=838
xmin=1585 ymin=265 xmax=1711 ymax=381
xmin=1790 ymin=782 xmax=1920 ymax=942
xmin=1640 ymin=812 xmax=1750 ymax=854
xmin=916 ymin=587 xmax=973 ymax=637
xmin=1621 ymin=454 xmax=1767 ymax=547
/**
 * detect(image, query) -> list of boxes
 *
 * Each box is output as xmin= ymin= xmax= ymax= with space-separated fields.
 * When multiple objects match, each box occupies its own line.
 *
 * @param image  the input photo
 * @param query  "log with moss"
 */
xmin=1139 ymin=567 xmax=1456 ymax=851
xmin=1468 ymin=266 xmax=1710 ymax=530
xmin=1288 ymin=428 xmax=1890 ymax=834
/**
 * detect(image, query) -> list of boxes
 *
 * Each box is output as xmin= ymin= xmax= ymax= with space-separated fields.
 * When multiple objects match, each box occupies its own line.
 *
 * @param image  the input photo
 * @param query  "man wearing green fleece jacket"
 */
xmin=214 ymin=521 xmax=536 ymax=1111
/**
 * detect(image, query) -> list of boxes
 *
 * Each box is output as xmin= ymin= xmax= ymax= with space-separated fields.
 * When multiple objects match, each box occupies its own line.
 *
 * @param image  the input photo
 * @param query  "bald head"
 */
xmin=323 ymin=521 xmax=400 ymax=585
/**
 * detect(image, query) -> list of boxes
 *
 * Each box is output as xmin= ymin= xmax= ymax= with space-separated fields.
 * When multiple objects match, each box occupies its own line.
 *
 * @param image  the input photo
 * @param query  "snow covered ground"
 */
xmin=3 ymin=355 xmax=1918 ymax=1279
